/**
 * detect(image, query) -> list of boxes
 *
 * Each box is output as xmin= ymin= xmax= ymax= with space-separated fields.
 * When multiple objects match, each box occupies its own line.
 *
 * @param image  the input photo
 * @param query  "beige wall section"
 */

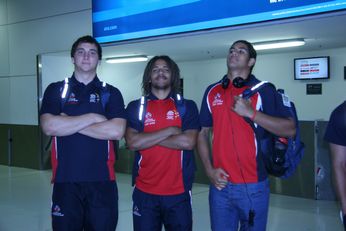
xmin=0 ymin=0 xmax=9 ymax=76
xmin=1 ymin=0 xmax=92 ymax=125
xmin=6 ymin=0 xmax=90 ymax=23
xmin=0 ymin=78 xmax=10 ymax=123
xmin=8 ymin=10 xmax=92 ymax=76
xmin=0 ymin=26 xmax=9 ymax=76
xmin=9 ymin=76 xmax=37 ymax=125
xmin=253 ymin=48 xmax=346 ymax=121
xmin=97 ymin=61 xmax=147 ymax=104
xmin=40 ymin=55 xmax=74 ymax=91
xmin=180 ymin=59 xmax=226 ymax=110
xmin=0 ymin=0 xmax=7 ymax=25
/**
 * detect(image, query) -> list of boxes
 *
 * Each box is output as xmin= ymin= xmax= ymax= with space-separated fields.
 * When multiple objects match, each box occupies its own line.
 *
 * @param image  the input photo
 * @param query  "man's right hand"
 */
xmin=207 ymin=168 xmax=229 ymax=190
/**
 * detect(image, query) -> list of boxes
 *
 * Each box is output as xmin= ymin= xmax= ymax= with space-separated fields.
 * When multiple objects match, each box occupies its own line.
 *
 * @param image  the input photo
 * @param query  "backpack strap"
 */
xmin=138 ymin=96 xmax=147 ymax=122
xmin=173 ymin=93 xmax=186 ymax=119
xmin=60 ymin=77 xmax=70 ymax=110
xmin=241 ymin=81 xmax=272 ymax=126
xmin=99 ymin=81 xmax=110 ymax=110
xmin=242 ymin=82 xmax=305 ymax=178
xmin=242 ymin=80 xmax=270 ymax=99
xmin=241 ymin=81 xmax=287 ymax=175
xmin=60 ymin=78 xmax=110 ymax=111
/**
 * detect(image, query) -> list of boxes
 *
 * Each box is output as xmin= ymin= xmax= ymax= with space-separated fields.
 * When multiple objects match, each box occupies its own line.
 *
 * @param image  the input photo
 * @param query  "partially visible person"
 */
xmin=324 ymin=101 xmax=346 ymax=231
xmin=40 ymin=35 xmax=126 ymax=231
xmin=125 ymin=55 xmax=199 ymax=231
xmin=197 ymin=40 xmax=296 ymax=231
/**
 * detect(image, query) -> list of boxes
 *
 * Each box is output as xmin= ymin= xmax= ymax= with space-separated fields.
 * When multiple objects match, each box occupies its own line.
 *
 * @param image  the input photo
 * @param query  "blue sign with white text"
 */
xmin=92 ymin=0 xmax=346 ymax=43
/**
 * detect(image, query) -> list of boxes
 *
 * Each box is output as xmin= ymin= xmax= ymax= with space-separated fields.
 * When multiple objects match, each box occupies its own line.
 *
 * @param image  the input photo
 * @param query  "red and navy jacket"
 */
xmin=199 ymin=75 xmax=292 ymax=183
xmin=40 ymin=75 xmax=126 ymax=183
xmin=324 ymin=101 xmax=346 ymax=146
xmin=126 ymin=92 xmax=199 ymax=195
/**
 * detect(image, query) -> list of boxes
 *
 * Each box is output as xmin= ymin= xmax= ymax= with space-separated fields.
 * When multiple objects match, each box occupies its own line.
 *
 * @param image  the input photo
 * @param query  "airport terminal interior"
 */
xmin=1 ymin=1 xmax=346 ymax=231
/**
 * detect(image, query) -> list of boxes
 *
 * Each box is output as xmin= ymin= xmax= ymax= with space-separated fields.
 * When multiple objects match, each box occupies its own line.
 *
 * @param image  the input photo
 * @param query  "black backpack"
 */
xmin=242 ymin=81 xmax=305 ymax=179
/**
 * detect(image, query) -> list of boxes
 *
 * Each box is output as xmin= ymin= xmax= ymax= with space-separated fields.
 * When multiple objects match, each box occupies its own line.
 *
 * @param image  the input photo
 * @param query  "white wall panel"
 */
xmin=0 ymin=0 xmax=7 ymax=25
xmin=9 ymin=76 xmax=38 ymax=125
xmin=0 ymin=77 xmax=10 ymax=123
xmin=97 ymin=61 xmax=146 ymax=105
xmin=7 ymin=0 xmax=90 ymax=23
xmin=255 ymin=48 xmax=346 ymax=121
xmin=180 ymin=59 xmax=225 ymax=109
xmin=8 ymin=10 xmax=92 ymax=76
xmin=40 ymin=55 xmax=74 ymax=93
xmin=0 ymin=25 xmax=9 ymax=76
xmin=1 ymin=0 xmax=92 ymax=125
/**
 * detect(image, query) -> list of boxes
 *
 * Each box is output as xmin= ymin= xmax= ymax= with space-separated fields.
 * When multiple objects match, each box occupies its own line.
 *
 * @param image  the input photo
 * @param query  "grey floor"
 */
xmin=0 ymin=165 xmax=342 ymax=231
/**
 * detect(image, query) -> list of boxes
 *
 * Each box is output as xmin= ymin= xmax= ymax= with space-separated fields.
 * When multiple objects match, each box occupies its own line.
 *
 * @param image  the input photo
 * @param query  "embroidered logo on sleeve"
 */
xmin=133 ymin=205 xmax=141 ymax=216
xmin=52 ymin=205 xmax=64 ymax=217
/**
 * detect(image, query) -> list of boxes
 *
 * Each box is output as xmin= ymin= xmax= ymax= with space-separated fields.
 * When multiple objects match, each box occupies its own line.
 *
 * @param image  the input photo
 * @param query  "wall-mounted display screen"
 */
xmin=294 ymin=56 xmax=330 ymax=80
xmin=92 ymin=0 xmax=346 ymax=44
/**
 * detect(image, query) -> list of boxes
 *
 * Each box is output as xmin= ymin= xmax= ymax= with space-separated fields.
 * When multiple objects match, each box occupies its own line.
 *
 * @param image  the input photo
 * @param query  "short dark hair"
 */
xmin=231 ymin=40 xmax=257 ymax=60
xmin=70 ymin=35 xmax=102 ymax=60
xmin=142 ymin=55 xmax=181 ymax=95
xmin=230 ymin=40 xmax=257 ymax=73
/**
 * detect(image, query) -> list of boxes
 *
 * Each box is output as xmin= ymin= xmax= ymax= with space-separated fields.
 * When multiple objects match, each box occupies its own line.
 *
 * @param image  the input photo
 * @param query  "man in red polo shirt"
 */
xmin=198 ymin=40 xmax=296 ymax=231
xmin=126 ymin=55 xmax=199 ymax=231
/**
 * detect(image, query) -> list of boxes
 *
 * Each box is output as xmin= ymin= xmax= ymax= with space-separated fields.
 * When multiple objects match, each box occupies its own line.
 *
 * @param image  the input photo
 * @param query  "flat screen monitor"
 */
xmin=294 ymin=56 xmax=330 ymax=80
xmin=92 ymin=0 xmax=346 ymax=44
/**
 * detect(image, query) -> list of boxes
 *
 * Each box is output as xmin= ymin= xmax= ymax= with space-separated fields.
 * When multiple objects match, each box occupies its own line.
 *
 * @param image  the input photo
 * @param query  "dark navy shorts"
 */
xmin=132 ymin=187 xmax=192 ymax=231
xmin=51 ymin=181 xmax=118 ymax=231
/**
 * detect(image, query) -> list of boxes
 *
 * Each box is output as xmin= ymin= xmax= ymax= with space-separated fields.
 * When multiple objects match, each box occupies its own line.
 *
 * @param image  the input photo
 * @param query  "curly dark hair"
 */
xmin=142 ymin=55 xmax=181 ymax=95
xmin=70 ymin=35 xmax=102 ymax=60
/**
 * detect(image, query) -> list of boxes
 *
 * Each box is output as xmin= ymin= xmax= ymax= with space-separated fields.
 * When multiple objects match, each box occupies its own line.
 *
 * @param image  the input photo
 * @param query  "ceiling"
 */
xmin=101 ymin=11 xmax=346 ymax=62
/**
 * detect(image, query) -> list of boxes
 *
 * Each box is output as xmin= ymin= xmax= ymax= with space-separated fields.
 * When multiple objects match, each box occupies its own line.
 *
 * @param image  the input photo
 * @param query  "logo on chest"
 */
xmin=144 ymin=110 xmax=180 ymax=127
xmin=89 ymin=93 xmax=100 ymax=103
xmin=166 ymin=110 xmax=179 ymax=120
xmin=66 ymin=93 xmax=78 ymax=104
xmin=212 ymin=93 xmax=224 ymax=106
xmin=144 ymin=112 xmax=156 ymax=126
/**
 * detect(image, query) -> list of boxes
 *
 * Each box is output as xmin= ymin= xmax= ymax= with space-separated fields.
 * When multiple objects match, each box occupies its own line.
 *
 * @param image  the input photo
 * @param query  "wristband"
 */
xmin=251 ymin=110 xmax=257 ymax=121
